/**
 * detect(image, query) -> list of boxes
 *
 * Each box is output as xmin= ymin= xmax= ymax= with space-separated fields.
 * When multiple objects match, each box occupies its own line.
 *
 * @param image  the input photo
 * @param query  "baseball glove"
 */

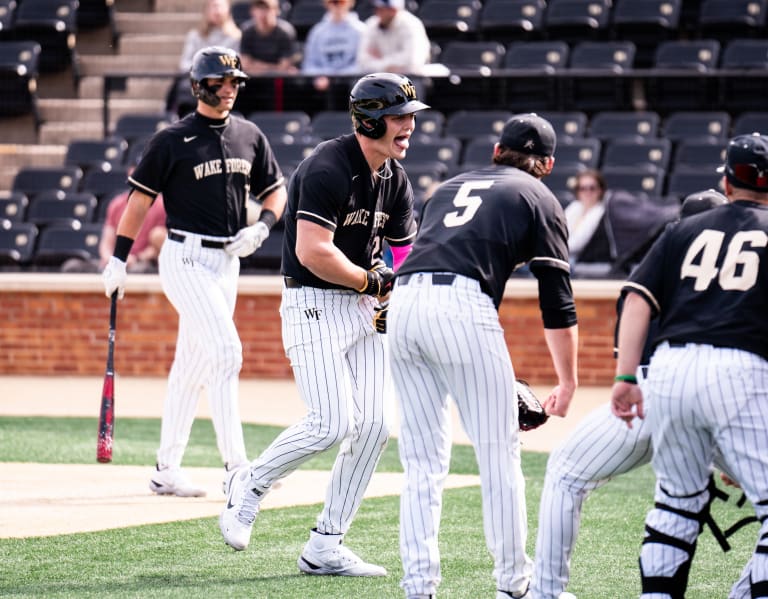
xmin=517 ymin=379 xmax=548 ymax=431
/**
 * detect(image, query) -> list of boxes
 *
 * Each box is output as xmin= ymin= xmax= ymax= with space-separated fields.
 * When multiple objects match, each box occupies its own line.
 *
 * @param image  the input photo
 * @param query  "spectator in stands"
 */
xmin=302 ymin=0 xmax=366 ymax=90
xmin=179 ymin=0 xmax=242 ymax=72
xmin=564 ymin=169 xmax=607 ymax=265
xmin=168 ymin=0 xmax=242 ymax=117
xmin=355 ymin=0 xmax=433 ymax=75
xmin=62 ymin=161 xmax=167 ymax=274
xmin=238 ymin=0 xmax=300 ymax=75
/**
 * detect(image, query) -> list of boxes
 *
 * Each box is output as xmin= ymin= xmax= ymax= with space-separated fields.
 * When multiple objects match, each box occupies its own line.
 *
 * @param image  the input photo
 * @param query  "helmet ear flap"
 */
xmin=355 ymin=115 xmax=387 ymax=139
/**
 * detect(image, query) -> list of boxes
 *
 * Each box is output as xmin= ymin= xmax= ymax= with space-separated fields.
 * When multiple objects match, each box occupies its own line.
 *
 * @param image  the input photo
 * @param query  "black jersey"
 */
xmin=129 ymin=112 xmax=284 ymax=237
xmin=281 ymin=134 xmax=417 ymax=288
xmin=625 ymin=200 xmax=768 ymax=361
xmin=397 ymin=164 xmax=570 ymax=308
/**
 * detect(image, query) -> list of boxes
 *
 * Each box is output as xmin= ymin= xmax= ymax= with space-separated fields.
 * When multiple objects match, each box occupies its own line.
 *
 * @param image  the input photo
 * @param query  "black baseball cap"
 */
xmin=499 ymin=113 xmax=556 ymax=157
xmin=680 ymin=188 xmax=727 ymax=218
xmin=717 ymin=133 xmax=768 ymax=192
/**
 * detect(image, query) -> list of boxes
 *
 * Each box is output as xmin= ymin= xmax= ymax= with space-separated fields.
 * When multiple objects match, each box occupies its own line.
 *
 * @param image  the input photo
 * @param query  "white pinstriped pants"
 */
xmin=155 ymin=230 xmax=247 ymax=469
xmin=389 ymin=273 xmax=532 ymax=598
xmin=247 ymin=285 xmax=391 ymax=535
xmin=640 ymin=342 xmax=768 ymax=599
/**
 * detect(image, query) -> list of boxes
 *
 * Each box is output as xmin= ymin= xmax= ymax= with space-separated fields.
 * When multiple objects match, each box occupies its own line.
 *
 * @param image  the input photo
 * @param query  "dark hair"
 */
xmin=493 ymin=146 xmax=550 ymax=178
xmin=575 ymin=169 xmax=606 ymax=193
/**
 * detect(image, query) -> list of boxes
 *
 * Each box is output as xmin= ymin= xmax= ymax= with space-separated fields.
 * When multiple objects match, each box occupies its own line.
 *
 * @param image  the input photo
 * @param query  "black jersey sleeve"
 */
xmin=383 ymin=165 xmax=417 ymax=247
xmin=527 ymin=188 xmax=571 ymax=275
xmin=128 ymin=131 xmax=173 ymax=198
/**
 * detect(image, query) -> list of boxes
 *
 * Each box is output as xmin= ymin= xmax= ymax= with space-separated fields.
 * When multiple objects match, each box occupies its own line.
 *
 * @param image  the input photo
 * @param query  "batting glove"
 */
xmin=373 ymin=300 xmax=388 ymax=334
xmin=102 ymin=256 xmax=127 ymax=300
xmin=224 ymin=222 xmax=269 ymax=258
xmin=357 ymin=263 xmax=394 ymax=297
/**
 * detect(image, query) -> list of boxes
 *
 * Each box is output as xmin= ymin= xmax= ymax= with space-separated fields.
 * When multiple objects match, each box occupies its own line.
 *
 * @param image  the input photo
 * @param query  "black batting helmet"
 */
xmin=349 ymin=72 xmax=430 ymax=139
xmin=189 ymin=46 xmax=248 ymax=108
xmin=680 ymin=188 xmax=728 ymax=218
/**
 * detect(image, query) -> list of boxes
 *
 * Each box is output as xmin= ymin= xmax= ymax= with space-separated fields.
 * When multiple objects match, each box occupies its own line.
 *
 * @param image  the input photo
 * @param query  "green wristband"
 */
xmin=614 ymin=374 xmax=638 ymax=384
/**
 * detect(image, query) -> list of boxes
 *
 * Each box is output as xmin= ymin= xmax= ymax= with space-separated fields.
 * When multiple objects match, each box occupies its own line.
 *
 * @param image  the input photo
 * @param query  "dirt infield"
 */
xmin=0 ymin=376 xmax=608 ymax=539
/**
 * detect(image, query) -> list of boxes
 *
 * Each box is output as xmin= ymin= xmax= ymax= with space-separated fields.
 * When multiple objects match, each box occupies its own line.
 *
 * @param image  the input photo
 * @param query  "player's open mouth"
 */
xmin=394 ymin=136 xmax=410 ymax=150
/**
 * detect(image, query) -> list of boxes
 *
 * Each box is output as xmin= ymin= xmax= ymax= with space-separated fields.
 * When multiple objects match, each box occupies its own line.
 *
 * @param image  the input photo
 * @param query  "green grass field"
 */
xmin=0 ymin=416 xmax=757 ymax=598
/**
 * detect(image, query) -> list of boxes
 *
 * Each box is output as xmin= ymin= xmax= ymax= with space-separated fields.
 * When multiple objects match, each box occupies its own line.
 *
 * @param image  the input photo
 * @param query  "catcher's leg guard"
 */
xmin=640 ymin=477 xmax=718 ymax=598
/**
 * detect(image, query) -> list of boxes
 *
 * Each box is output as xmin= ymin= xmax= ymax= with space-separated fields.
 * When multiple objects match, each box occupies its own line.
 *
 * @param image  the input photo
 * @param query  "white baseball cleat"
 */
xmin=148 ymin=464 xmax=206 ymax=497
xmin=297 ymin=529 xmax=387 ymax=576
xmin=219 ymin=467 xmax=261 ymax=551
xmin=221 ymin=463 xmax=250 ymax=495
xmin=559 ymin=593 xmax=578 ymax=599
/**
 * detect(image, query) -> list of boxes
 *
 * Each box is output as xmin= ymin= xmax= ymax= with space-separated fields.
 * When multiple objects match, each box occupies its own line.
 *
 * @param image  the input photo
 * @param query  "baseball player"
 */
xmin=219 ymin=72 xmax=426 ymax=576
xmin=388 ymin=113 xmax=579 ymax=599
xmin=611 ymin=133 xmax=768 ymax=598
xmin=102 ymin=46 xmax=286 ymax=497
xmin=531 ymin=190 xmax=753 ymax=599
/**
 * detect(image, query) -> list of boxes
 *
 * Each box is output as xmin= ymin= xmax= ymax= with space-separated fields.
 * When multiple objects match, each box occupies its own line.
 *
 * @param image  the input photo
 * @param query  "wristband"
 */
xmin=113 ymin=235 xmax=134 ymax=262
xmin=614 ymin=374 xmax=638 ymax=384
xmin=258 ymin=208 xmax=277 ymax=230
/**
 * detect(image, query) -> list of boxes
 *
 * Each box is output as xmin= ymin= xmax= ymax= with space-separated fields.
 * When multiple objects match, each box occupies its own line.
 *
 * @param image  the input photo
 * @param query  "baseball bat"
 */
xmin=96 ymin=292 xmax=117 ymax=463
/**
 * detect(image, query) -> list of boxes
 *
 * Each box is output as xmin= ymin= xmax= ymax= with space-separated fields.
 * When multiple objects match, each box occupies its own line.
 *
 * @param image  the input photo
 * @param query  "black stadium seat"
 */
xmin=32 ymin=222 xmax=102 ymax=269
xmin=611 ymin=0 xmax=682 ymax=67
xmin=589 ymin=111 xmax=660 ymax=142
xmin=416 ymin=0 xmax=482 ymax=43
xmin=478 ymin=0 xmax=546 ymax=44
xmin=544 ymin=0 xmax=613 ymax=44
xmin=444 ymin=110 xmax=512 ymax=141
xmin=25 ymin=191 xmax=98 ymax=229
xmin=0 ymin=191 xmax=29 ymax=222
xmin=601 ymin=138 xmax=672 ymax=173
xmin=0 ymin=221 xmax=38 ymax=270
xmin=0 ymin=40 xmax=42 ymax=129
xmin=12 ymin=166 xmax=83 ymax=200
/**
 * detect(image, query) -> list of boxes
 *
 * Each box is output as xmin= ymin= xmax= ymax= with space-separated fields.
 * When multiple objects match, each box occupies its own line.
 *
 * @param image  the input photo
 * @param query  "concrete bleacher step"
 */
xmin=79 ymin=53 xmax=182 ymax=76
xmin=39 ymin=98 xmax=166 ymax=124
xmin=153 ymin=0 xmax=200 ymax=12
xmin=117 ymin=33 xmax=186 ymax=57
xmin=115 ymin=11 xmax=198 ymax=35
xmin=0 ymin=144 xmax=68 ymax=190
xmin=78 ymin=75 xmax=173 ymax=102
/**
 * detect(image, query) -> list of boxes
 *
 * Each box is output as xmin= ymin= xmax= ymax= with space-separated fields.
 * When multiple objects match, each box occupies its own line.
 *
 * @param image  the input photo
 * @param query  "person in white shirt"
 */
xmin=355 ymin=0 xmax=431 ymax=75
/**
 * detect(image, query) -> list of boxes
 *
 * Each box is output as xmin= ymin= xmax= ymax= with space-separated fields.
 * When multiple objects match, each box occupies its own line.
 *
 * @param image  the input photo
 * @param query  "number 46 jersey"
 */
xmin=396 ymin=164 xmax=570 ymax=309
xmin=623 ymin=199 xmax=768 ymax=361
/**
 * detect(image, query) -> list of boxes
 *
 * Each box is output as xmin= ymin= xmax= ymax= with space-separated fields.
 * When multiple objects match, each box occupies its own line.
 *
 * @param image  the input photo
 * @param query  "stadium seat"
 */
xmin=719 ymin=39 xmax=768 ymax=113
xmin=601 ymin=138 xmax=671 ymax=173
xmin=666 ymin=166 xmax=725 ymax=199
xmin=0 ymin=41 xmax=42 ymax=129
xmin=567 ymin=41 xmax=637 ymax=112
xmin=732 ymin=112 xmax=768 ymax=136
xmin=12 ymin=166 xmax=83 ymax=200
xmin=556 ymin=137 xmax=602 ymax=169
xmin=661 ymin=111 xmax=730 ymax=143
xmin=538 ymin=111 xmax=589 ymax=140
xmin=588 ymin=111 xmax=660 ymax=142
xmin=310 ymin=110 xmax=353 ymax=140
xmin=405 ymin=163 xmax=447 ymax=198
xmin=0 ymin=221 xmax=38 ymax=270
xmin=231 ymin=0 xmax=252 ymax=27
xmin=544 ymin=0 xmax=613 ymax=43
xmin=697 ymin=0 xmax=767 ymax=41
xmin=76 ymin=0 xmax=117 ymax=45
xmin=247 ymin=111 xmax=312 ymax=143
xmin=542 ymin=164 xmax=585 ymax=198
xmin=478 ymin=0 xmax=546 ymax=44
xmin=113 ymin=113 xmax=173 ymax=144
xmin=0 ymin=0 xmax=17 ymax=36
xmin=402 ymin=136 xmax=462 ymax=169
xmin=611 ymin=0 xmax=682 ymax=68
xmin=286 ymin=0 xmax=326 ymax=40
xmin=672 ymin=139 xmax=726 ymax=171
xmin=439 ymin=40 xmax=506 ymax=73
xmin=647 ymin=39 xmax=721 ymax=114
xmin=444 ymin=110 xmax=512 ymax=141
xmin=25 ymin=191 xmax=98 ymax=229
xmin=0 ymin=191 xmax=29 ymax=222
xmin=32 ymin=222 xmax=102 ymax=270
xmin=502 ymin=41 xmax=569 ymax=111
xmin=65 ymin=138 xmax=129 ymax=176
xmin=11 ymin=0 xmax=79 ymax=80
xmin=79 ymin=168 xmax=130 ymax=202
xmin=416 ymin=0 xmax=482 ymax=43
xmin=269 ymin=138 xmax=320 ymax=171
xmin=460 ymin=134 xmax=496 ymax=167
xmin=602 ymin=166 xmax=666 ymax=197
xmin=414 ymin=109 xmax=446 ymax=138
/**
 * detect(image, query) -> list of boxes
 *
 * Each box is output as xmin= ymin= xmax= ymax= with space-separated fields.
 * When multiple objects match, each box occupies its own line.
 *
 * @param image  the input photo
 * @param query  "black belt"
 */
xmin=284 ymin=277 xmax=303 ymax=288
xmin=168 ymin=231 xmax=226 ymax=249
xmin=668 ymin=341 xmax=687 ymax=348
xmin=398 ymin=273 xmax=456 ymax=286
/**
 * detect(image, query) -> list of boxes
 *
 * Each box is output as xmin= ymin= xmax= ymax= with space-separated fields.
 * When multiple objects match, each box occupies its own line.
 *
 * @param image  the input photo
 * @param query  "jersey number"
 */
xmin=681 ymin=229 xmax=768 ymax=291
xmin=442 ymin=181 xmax=493 ymax=228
